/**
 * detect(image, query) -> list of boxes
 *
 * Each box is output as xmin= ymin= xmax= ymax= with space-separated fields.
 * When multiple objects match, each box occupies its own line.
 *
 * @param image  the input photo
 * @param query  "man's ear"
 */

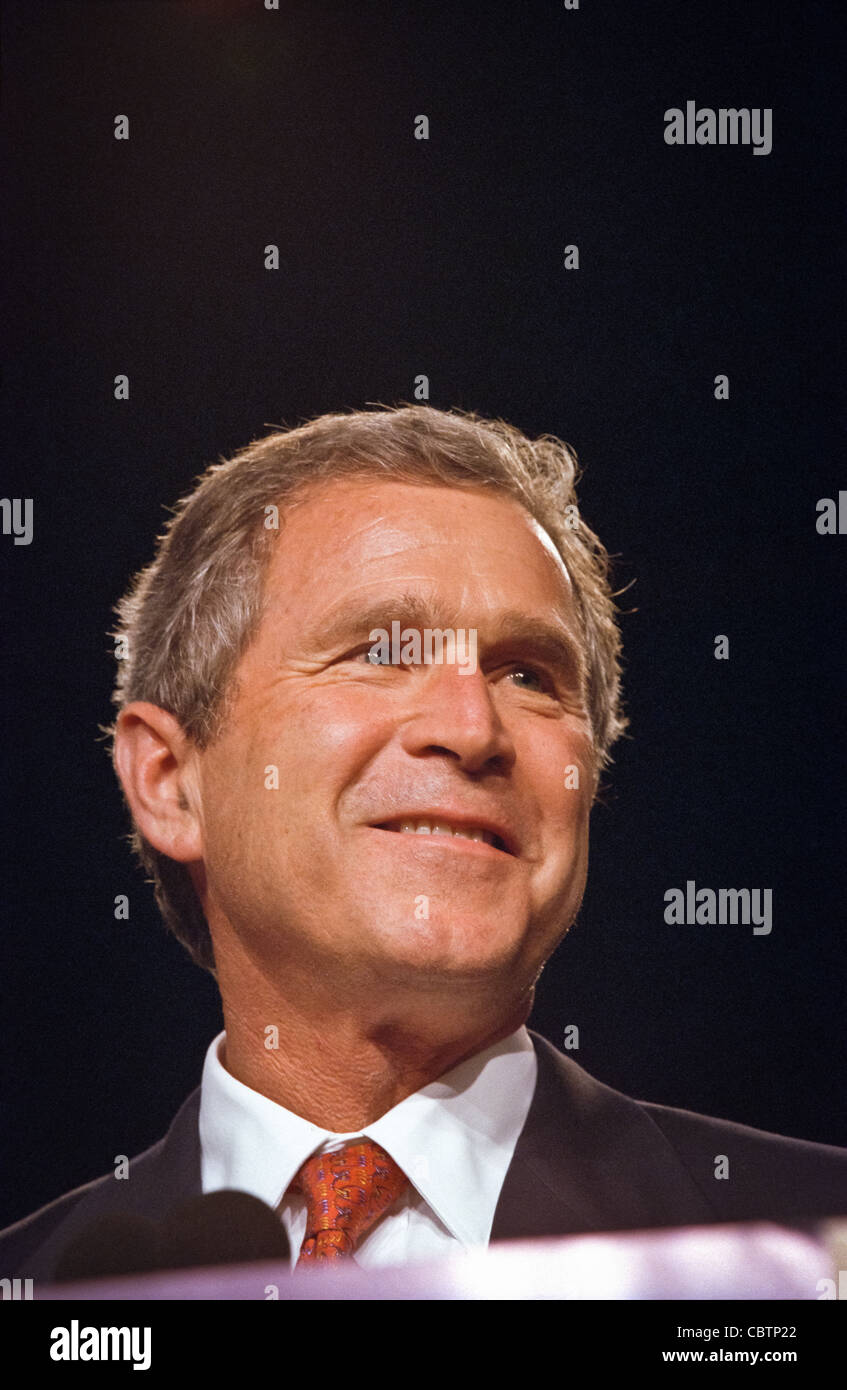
xmin=113 ymin=702 xmax=204 ymax=864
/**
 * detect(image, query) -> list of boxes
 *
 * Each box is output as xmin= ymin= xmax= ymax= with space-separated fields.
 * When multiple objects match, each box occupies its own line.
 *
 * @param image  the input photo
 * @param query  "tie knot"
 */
xmin=292 ymin=1139 xmax=409 ymax=1266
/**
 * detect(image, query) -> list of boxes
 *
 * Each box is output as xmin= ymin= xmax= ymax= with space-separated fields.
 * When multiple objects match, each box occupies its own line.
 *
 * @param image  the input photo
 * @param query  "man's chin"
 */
xmin=358 ymin=910 xmax=538 ymax=986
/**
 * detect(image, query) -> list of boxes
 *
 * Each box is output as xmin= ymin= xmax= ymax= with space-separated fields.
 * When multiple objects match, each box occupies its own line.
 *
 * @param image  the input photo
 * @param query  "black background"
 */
xmin=1 ymin=0 xmax=845 ymax=1230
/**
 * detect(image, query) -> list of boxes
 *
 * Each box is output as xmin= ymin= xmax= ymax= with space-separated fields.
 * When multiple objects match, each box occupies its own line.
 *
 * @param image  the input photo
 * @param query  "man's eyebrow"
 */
xmin=312 ymin=594 xmax=586 ymax=681
xmin=486 ymin=613 xmax=586 ymax=684
xmin=315 ymin=593 xmax=450 ymax=648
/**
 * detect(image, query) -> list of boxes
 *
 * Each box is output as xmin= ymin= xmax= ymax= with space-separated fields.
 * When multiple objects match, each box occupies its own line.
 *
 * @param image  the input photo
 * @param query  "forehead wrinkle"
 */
xmin=335 ymin=515 xmax=421 ymax=558
xmin=281 ymin=478 xmax=572 ymax=579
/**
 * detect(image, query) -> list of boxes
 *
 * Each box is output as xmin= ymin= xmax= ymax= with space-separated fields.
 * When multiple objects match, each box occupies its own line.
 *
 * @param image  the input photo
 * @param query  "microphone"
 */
xmin=54 ymin=1212 xmax=163 ymax=1283
xmin=54 ymin=1190 xmax=290 ymax=1283
xmin=160 ymin=1190 xmax=291 ymax=1270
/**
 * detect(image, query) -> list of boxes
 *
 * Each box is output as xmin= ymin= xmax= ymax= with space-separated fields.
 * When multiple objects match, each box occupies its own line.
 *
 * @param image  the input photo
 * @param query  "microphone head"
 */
xmin=54 ymin=1212 xmax=164 ymax=1283
xmin=53 ymin=1190 xmax=290 ymax=1284
xmin=160 ymin=1189 xmax=290 ymax=1270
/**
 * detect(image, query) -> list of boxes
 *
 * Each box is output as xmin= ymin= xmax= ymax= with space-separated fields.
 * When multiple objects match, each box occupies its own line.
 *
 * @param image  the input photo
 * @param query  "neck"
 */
xmin=212 ymin=933 xmax=534 ymax=1131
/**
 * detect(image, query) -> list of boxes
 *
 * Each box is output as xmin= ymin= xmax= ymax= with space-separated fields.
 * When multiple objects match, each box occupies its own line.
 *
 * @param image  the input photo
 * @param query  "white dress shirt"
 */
xmin=199 ymin=1026 xmax=537 ymax=1270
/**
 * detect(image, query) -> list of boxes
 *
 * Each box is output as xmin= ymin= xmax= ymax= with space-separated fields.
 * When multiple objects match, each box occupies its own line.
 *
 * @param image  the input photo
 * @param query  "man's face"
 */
xmin=194 ymin=478 xmax=595 ymax=997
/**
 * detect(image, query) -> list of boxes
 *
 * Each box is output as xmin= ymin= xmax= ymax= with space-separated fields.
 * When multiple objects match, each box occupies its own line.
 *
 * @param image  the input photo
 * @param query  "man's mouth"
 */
xmin=372 ymin=817 xmax=516 ymax=855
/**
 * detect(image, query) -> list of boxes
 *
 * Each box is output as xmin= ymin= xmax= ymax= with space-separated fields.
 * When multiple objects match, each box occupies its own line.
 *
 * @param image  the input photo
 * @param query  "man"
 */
xmin=2 ymin=404 xmax=845 ymax=1283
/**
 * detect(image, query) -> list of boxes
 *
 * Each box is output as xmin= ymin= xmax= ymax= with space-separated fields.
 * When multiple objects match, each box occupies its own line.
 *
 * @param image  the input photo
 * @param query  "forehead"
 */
xmin=263 ymin=476 xmax=575 ymax=619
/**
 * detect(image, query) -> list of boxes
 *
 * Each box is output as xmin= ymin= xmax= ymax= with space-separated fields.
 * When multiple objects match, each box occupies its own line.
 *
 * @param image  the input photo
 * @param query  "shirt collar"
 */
xmin=199 ymin=1025 xmax=537 ymax=1249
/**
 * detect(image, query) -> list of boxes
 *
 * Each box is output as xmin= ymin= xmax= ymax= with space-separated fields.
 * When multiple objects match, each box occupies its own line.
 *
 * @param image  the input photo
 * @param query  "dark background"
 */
xmin=1 ymin=0 xmax=845 ymax=1230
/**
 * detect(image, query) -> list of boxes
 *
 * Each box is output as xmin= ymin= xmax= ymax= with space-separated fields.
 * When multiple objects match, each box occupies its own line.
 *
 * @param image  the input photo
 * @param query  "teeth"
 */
xmin=394 ymin=818 xmax=496 ymax=845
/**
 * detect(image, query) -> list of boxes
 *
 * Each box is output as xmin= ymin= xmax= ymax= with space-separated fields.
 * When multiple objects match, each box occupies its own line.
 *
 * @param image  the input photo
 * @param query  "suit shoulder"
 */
xmin=528 ymin=1034 xmax=847 ymax=1225
xmin=639 ymin=1094 xmax=847 ymax=1169
xmin=0 ymin=1167 xmax=117 ymax=1279
xmin=637 ymin=1097 xmax=847 ymax=1222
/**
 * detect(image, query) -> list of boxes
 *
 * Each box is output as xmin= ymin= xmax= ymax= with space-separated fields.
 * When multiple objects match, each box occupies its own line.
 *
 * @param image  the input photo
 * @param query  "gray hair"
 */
xmin=108 ymin=404 xmax=628 ymax=973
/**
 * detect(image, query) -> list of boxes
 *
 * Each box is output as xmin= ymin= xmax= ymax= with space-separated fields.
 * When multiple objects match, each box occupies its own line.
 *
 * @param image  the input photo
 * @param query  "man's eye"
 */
xmin=505 ymin=666 xmax=550 ymax=693
xmin=350 ymin=644 xmax=391 ymax=665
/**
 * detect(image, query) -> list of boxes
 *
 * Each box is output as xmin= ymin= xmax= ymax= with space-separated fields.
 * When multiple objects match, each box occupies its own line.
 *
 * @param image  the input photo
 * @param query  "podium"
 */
xmin=36 ymin=1221 xmax=838 ymax=1300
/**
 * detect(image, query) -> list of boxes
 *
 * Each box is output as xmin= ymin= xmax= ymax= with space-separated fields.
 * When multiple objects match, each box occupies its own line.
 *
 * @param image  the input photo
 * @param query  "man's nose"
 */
xmin=398 ymin=663 xmax=516 ymax=773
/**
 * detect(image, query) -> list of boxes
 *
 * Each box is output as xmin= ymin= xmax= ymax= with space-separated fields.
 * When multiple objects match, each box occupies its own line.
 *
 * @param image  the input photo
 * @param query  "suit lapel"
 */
xmin=491 ymin=1032 xmax=716 ymax=1241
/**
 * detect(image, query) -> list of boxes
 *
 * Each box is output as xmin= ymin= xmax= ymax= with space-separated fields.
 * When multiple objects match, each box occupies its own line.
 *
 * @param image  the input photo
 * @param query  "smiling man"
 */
xmin=183 ymin=476 xmax=596 ymax=1135
xmin=1 ymin=404 xmax=845 ymax=1283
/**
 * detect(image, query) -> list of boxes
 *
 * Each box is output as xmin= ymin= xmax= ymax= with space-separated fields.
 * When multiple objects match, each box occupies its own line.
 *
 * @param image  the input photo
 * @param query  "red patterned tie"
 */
xmin=291 ymin=1139 xmax=409 ymax=1266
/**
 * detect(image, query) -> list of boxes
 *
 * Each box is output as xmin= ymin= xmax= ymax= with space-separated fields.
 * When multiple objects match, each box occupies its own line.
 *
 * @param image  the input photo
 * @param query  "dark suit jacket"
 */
xmin=2 ymin=1030 xmax=846 ymax=1283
